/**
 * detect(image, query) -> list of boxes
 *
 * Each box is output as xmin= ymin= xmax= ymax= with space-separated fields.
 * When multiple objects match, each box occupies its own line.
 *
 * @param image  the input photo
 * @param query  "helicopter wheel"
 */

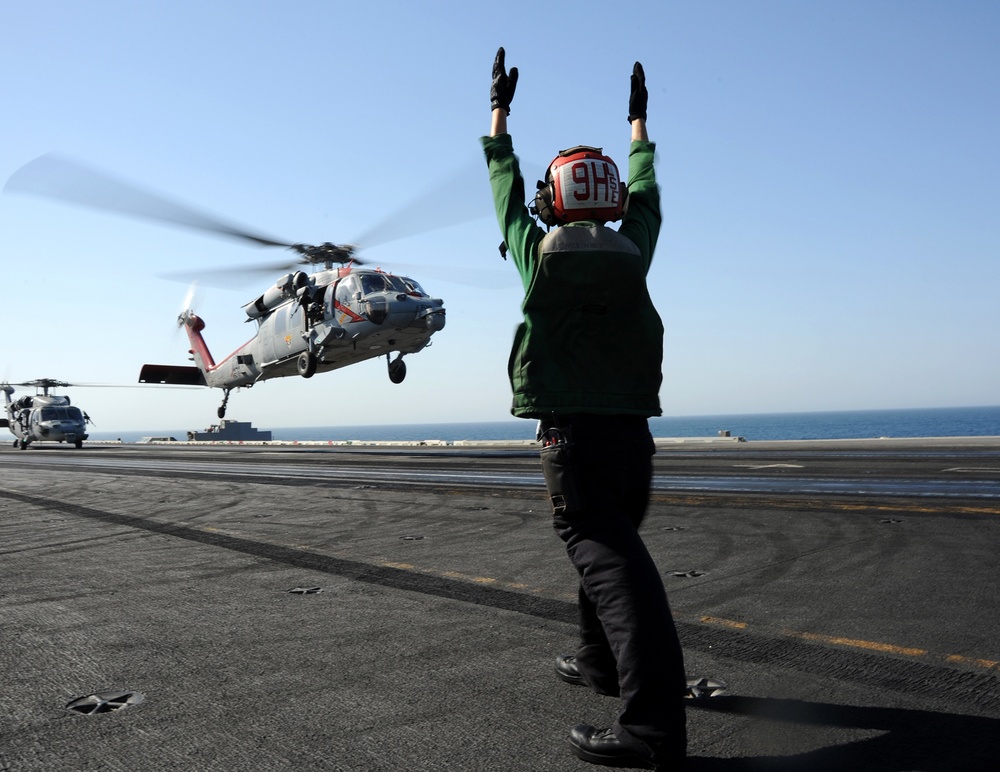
xmin=387 ymin=355 xmax=407 ymax=384
xmin=218 ymin=388 xmax=230 ymax=419
xmin=75 ymin=440 xmax=83 ymax=449
xmin=18 ymin=439 xmax=28 ymax=450
xmin=297 ymin=351 xmax=317 ymax=379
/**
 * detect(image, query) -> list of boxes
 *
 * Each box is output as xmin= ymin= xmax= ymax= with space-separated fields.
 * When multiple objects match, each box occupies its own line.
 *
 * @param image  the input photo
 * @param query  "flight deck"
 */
xmin=2 ymin=437 xmax=999 ymax=770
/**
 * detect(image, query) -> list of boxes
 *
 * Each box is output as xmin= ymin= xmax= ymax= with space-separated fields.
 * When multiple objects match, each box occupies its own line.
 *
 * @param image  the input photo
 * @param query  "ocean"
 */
xmin=89 ymin=405 xmax=1000 ymax=444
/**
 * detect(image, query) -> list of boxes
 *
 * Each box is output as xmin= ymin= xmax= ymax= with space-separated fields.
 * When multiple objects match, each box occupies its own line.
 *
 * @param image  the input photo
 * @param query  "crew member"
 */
xmin=481 ymin=48 xmax=688 ymax=770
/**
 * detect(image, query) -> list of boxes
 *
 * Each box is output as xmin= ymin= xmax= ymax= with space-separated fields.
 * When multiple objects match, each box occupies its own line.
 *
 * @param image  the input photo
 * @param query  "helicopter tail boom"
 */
xmin=178 ymin=310 xmax=218 ymax=371
xmin=138 ymin=311 xmax=215 ymax=388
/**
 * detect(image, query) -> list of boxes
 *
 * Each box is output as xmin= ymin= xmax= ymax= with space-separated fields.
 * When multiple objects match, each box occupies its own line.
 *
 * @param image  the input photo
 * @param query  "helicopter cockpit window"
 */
xmin=40 ymin=407 xmax=79 ymax=421
xmin=384 ymin=274 xmax=428 ymax=296
xmin=361 ymin=273 xmax=389 ymax=295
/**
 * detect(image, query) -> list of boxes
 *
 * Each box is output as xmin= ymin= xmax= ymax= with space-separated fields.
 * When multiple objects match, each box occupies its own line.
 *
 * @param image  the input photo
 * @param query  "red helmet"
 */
xmin=533 ymin=146 xmax=627 ymax=226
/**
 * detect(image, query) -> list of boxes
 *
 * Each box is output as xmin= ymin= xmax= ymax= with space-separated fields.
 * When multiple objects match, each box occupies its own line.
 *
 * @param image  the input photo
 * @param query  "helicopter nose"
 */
xmin=425 ymin=308 xmax=446 ymax=332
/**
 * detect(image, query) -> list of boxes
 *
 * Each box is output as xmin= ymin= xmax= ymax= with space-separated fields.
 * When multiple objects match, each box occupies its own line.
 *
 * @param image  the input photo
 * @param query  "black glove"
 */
xmin=491 ymin=47 xmax=518 ymax=114
xmin=628 ymin=61 xmax=647 ymax=123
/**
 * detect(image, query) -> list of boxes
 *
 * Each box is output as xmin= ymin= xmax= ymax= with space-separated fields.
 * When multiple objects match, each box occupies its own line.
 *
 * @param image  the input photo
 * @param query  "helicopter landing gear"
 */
xmin=387 ymin=354 xmax=407 ymax=384
xmin=75 ymin=440 xmax=83 ymax=449
xmin=297 ymin=351 xmax=317 ymax=379
xmin=218 ymin=389 xmax=230 ymax=420
xmin=18 ymin=438 xmax=28 ymax=450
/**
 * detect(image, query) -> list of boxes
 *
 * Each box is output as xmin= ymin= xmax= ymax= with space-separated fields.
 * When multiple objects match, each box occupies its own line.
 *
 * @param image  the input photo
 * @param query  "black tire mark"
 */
xmin=3 ymin=487 xmax=998 ymax=716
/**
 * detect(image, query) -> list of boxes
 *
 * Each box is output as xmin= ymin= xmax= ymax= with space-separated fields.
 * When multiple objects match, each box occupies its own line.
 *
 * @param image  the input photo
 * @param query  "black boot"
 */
xmin=569 ymin=724 xmax=659 ymax=769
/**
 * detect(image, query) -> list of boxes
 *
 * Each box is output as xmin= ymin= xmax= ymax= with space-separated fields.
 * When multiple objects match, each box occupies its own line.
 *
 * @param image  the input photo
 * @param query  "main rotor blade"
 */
xmin=10 ymin=379 xmax=71 ymax=389
xmin=352 ymin=155 xmax=492 ymax=249
xmin=5 ymin=153 xmax=292 ymax=249
xmin=5 ymin=379 xmax=195 ymax=390
xmin=157 ymin=256 xmax=320 ymax=289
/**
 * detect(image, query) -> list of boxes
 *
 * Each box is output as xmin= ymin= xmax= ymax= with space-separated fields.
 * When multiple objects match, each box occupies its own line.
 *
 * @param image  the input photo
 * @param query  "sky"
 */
xmin=1 ymin=0 xmax=998 ymax=433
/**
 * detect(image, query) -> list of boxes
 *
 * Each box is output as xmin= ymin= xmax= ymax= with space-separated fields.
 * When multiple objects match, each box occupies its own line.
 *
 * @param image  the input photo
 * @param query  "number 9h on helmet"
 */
xmin=532 ymin=146 xmax=628 ymax=226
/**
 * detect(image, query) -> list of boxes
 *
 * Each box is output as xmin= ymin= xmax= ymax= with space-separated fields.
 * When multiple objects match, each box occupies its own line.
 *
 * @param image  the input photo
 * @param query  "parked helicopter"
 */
xmin=5 ymin=154 xmax=448 ymax=419
xmin=2 ymin=379 xmax=93 ymax=449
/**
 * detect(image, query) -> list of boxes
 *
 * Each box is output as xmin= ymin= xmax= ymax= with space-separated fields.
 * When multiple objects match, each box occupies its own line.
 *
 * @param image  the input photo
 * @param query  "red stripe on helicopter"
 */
xmin=209 ymin=340 xmax=255 ymax=373
xmin=182 ymin=315 xmax=217 ymax=369
xmin=334 ymin=300 xmax=365 ymax=323
xmin=181 ymin=313 xmax=252 ymax=374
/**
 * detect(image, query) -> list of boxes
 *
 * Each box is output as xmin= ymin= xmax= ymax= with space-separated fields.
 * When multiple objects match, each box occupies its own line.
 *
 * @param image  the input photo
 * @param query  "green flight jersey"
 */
xmin=481 ymin=135 xmax=664 ymax=418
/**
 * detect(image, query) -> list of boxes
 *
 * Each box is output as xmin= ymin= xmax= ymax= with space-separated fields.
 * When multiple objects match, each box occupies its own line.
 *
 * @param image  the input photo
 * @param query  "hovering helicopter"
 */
xmin=2 ymin=379 xmax=93 ymax=449
xmin=5 ymin=154 xmax=448 ymax=419
xmin=144 ymin=243 xmax=446 ymax=418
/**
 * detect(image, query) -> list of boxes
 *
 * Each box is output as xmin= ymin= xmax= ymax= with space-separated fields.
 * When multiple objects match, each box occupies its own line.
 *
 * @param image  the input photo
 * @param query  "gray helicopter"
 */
xmin=6 ymin=155 xmax=448 ymax=419
xmin=2 ymin=379 xmax=93 ymax=449
xmin=142 ymin=244 xmax=446 ymax=418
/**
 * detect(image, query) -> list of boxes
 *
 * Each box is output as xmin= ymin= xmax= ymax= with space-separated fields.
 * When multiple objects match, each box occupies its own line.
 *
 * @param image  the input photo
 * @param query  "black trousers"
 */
xmin=541 ymin=414 xmax=687 ymax=764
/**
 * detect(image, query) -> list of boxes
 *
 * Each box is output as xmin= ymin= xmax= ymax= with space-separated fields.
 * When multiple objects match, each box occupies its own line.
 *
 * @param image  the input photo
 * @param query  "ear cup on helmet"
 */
xmin=532 ymin=181 xmax=557 ymax=226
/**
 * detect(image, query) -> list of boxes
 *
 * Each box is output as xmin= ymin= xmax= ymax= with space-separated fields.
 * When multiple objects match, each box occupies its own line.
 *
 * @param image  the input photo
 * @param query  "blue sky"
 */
xmin=2 ymin=0 xmax=997 ymax=432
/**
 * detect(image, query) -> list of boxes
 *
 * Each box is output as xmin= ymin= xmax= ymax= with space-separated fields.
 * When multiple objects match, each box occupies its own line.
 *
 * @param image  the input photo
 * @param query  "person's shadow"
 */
xmin=687 ymin=696 xmax=1000 ymax=771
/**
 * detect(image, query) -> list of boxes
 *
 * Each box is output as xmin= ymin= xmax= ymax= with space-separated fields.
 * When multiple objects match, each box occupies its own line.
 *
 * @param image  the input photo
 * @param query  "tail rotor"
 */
xmin=175 ymin=281 xmax=202 ymax=331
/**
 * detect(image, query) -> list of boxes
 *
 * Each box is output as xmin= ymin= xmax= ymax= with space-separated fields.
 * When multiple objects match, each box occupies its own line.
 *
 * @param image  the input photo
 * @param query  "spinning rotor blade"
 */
xmin=7 ymin=151 xmax=497 ymax=288
xmin=352 ymin=156 xmax=491 ymax=249
xmin=157 ymin=249 xmax=365 ymax=288
xmin=9 ymin=378 xmax=72 ymax=391
xmin=158 ymin=262 xmax=305 ymax=289
xmin=177 ymin=281 xmax=205 ymax=316
xmin=172 ymin=282 xmax=204 ymax=338
xmin=5 ymin=378 xmax=196 ymax=392
xmin=5 ymin=154 xmax=292 ymax=249
xmin=180 ymin=282 xmax=199 ymax=313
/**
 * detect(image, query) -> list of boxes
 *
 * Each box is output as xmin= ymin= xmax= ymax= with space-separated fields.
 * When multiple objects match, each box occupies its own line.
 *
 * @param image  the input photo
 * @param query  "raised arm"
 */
xmin=619 ymin=61 xmax=661 ymax=264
